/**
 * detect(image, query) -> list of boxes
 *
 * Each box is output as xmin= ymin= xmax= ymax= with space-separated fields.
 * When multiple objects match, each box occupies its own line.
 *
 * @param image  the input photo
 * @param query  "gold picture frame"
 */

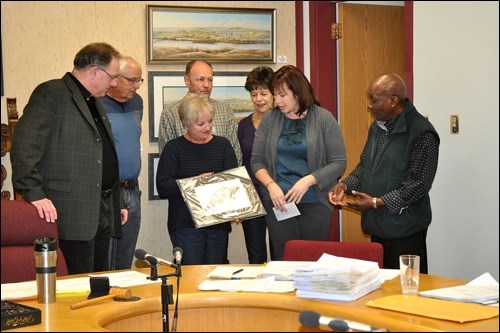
xmin=147 ymin=5 xmax=276 ymax=64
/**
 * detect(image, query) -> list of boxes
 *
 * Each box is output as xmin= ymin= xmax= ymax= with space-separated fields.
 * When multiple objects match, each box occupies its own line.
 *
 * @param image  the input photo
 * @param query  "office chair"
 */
xmin=1 ymin=199 xmax=69 ymax=283
xmin=283 ymin=240 xmax=384 ymax=268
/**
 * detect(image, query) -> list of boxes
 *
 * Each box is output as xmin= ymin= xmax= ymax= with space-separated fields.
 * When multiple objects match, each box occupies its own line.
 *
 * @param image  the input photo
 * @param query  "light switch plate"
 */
xmin=450 ymin=114 xmax=459 ymax=134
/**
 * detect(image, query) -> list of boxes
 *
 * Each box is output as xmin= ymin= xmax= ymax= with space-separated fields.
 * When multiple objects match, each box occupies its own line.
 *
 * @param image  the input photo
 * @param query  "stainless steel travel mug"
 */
xmin=34 ymin=237 xmax=57 ymax=303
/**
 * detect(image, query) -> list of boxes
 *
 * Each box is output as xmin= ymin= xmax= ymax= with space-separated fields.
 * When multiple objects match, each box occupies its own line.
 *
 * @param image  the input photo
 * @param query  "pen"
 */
xmin=232 ymin=269 xmax=243 ymax=275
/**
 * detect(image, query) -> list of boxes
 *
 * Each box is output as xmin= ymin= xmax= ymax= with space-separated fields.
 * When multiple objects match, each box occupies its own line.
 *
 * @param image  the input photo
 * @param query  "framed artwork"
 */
xmin=147 ymin=5 xmax=276 ymax=64
xmin=176 ymin=166 xmax=266 ymax=228
xmin=148 ymin=153 xmax=161 ymax=200
xmin=148 ymin=71 xmax=253 ymax=142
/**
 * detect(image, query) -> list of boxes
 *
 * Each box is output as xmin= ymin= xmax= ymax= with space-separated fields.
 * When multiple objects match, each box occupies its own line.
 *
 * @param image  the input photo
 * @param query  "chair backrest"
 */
xmin=283 ymin=240 xmax=384 ymax=268
xmin=1 ymin=199 xmax=69 ymax=283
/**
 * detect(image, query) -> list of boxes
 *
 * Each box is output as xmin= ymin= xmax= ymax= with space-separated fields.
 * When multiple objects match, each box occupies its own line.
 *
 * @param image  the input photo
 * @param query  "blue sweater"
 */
xmin=100 ymin=94 xmax=143 ymax=180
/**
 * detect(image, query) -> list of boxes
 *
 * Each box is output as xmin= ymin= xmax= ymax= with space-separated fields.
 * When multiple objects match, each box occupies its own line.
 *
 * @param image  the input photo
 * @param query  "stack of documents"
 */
xmin=293 ymin=253 xmax=381 ymax=301
xmin=419 ymin=272 xmax=499 ymax=305
xmin=261 ymin=261 xmax=316 ymax=281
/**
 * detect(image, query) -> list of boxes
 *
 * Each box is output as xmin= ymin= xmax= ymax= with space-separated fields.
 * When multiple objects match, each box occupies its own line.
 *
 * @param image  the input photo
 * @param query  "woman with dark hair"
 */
xmin=238 ymin=66 xmax=274 ymax=263
xmin=251 ymin=65 xmax=347 ymax=260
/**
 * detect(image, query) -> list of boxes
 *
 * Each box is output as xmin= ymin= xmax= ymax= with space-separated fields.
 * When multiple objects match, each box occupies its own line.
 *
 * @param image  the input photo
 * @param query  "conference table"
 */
xmin=3 ymin=265 xmax=498 ymax=332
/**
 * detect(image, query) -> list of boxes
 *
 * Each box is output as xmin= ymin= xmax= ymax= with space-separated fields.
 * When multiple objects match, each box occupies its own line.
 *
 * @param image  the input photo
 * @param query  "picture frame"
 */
xmin=147 ymin=5 xmax=276 ymax=64
xmin=176 ymin=166 xmax=266 ymax=228
xmin=148 ymin=153 xmax=161 ymax=200
xmin=148 ymin=71 xmax=254 ymax=142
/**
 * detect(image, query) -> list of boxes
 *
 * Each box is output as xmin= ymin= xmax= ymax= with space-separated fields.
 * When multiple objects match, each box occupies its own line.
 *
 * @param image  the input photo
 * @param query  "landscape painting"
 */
xmin=147 ymin=5 xmax=276 ymax=64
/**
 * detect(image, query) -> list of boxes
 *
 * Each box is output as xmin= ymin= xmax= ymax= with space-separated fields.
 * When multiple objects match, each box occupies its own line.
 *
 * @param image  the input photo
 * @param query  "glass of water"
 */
xmin=399 ymin=254 xmax=420 ymax=295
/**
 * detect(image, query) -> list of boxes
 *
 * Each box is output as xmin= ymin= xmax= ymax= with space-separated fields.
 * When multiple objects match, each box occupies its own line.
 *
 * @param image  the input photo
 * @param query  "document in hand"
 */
xmin=419 ymin=272 xmax=499 ymax=305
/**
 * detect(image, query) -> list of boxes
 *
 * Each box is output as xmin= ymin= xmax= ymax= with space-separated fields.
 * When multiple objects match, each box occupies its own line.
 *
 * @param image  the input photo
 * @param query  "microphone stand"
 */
xmin=171 ymin=265 xmax=181 ymax=332
xmin=147 ymin=264 xmax=179 ymax=332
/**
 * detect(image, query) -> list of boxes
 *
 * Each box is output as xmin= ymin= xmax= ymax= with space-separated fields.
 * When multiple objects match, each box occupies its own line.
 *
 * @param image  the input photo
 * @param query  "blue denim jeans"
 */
xmin=171 ymin=227 xmax=229 ymax=265
xmin=109 ymin=187 xmax=141 ymax=270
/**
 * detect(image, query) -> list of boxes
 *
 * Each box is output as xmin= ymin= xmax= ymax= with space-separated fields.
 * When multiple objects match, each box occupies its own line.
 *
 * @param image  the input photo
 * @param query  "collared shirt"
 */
xmin=69 ymin=73 xmax=117 ymax=190
xmin=157 ymin=95 xmax=242 ymax=166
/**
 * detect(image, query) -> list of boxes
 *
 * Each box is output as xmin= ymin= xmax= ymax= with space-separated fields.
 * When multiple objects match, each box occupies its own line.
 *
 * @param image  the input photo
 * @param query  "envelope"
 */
xmin=366 ymin=295 xmax=499 ymax=323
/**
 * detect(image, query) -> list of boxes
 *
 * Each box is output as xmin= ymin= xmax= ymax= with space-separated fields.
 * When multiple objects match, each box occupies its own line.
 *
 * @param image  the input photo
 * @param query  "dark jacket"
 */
xmin=11 ymin=73 xmax=123 ymax=240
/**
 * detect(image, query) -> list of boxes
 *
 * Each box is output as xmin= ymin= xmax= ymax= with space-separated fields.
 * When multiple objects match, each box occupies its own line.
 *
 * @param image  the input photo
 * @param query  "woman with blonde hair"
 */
xmin=156 ymin=93 xmax=238 ymax=264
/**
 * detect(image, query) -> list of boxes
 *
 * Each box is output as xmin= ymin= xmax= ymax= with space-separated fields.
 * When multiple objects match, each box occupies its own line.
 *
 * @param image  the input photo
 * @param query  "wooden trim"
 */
xmin=404 ymin=0 xmax=414 ymax=101
xmin=295 ymin=1 xmax=304 ymax=71
xmin=308 ymin=1 xmax=337 ymax=115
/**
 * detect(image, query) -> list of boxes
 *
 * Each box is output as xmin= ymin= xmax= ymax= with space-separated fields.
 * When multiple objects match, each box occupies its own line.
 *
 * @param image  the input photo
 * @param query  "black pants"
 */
xmin=372 ymin=228 xmax=428 ymax=273
xmin=59 ymin=198 xmax=112 ymax=274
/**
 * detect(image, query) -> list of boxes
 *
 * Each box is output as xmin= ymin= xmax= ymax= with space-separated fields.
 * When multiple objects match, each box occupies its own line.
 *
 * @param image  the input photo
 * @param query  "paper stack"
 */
xmin=419 ymin=272 xmax=499 ymax=305
xmin=294 ymin=253 xmax=381 ymax=301
xmin=261 ymin=261 xmax=316 ymax=281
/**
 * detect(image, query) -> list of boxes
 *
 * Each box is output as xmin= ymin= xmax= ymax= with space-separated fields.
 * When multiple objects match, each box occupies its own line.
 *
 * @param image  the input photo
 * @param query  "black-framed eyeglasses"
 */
xmin=118 ymin=74 xmax=144 ymax=86
xmin=97 ymin=67 xmax=119 ymax=81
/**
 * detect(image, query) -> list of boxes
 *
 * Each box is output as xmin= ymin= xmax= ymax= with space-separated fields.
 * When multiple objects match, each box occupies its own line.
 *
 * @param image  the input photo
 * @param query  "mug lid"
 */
xmin=34 ymin=237 xmax=57 ymax=251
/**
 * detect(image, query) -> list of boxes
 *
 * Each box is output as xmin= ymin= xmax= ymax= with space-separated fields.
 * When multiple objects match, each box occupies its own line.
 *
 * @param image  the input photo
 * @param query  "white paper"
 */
xmin=261 ymin=261 xmax=315 ymax=281
xmin=293 ymin=253 xmax=382 ymax=301
xmin=272 ymin=202 xmax=301 ymax=221
xmin=296 ymin=277 xmax=381 ymax=301
xmin=419 ymin=272 xmax=499 ymax=305
xmin=379 ymin=269 xmax=401 ymax=282
xmin=195 ymin=178 xmax=251 ymax=215
xmin=198 ymin=276 xmax=295 ymax=293
xmin=206 ymin=266 xmax=263 ymax=279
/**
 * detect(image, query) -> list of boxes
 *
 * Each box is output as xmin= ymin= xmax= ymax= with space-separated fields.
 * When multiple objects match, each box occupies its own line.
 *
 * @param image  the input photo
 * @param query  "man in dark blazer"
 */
xmin=11 ymin=42 xmax=128 ymax=274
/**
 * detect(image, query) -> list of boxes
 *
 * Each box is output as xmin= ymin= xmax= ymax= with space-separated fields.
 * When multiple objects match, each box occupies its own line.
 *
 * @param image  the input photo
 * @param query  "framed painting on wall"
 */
xmin=147 ymin=5 xmax=276 ymax=64
xmin=148 ymin=71 xmax=253 ymax=143
xmin=148 ymin=153 xmax=161 ymax=200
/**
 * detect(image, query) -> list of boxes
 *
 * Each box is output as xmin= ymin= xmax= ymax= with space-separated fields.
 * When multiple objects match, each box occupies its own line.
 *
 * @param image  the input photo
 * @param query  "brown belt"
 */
xmin=120 ymin=179 xmax=138 ymax=189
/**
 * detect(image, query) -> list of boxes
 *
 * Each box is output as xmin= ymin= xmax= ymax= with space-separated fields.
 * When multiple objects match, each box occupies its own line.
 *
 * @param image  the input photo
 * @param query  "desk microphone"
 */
xmin=299 ymin=310 xmax=389 ymax=332
xmin=173 ymin=247 xmax=183 ymax=265
xmin=134 ymin=249 xmax=178 ymax=268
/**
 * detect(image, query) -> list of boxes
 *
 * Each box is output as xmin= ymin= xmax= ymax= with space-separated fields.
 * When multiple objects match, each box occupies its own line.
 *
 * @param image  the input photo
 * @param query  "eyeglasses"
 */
xmin=118 ymin=74 xmax=144 ymax=86
xmin=97 ymin=67 xmax=119 ymax=81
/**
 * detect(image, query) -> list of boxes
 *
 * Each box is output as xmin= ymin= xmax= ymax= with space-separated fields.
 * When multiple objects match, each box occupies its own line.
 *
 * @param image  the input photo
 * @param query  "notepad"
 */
xmin=206 ymin=266 xmax=263 ymax=279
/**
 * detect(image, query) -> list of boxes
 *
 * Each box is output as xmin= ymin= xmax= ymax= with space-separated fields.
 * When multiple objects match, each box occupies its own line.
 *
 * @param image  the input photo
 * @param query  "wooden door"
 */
xmin=338 ymin=3 xmax=405 ymax=242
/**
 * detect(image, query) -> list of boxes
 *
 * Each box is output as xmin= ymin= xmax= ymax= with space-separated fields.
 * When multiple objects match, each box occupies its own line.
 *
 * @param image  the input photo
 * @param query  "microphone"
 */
xmin=173 ymin=247 xmax=183 ymax=265
xmin=299 ymin=310 xmax=389 ymax=332
xmin=134 ymin=249 xmax=178 ymax=268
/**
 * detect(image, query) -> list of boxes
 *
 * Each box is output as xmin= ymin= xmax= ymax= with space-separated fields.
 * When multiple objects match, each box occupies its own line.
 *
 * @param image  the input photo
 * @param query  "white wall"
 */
xmin=414 ymin=1 xmax=499 ymax=280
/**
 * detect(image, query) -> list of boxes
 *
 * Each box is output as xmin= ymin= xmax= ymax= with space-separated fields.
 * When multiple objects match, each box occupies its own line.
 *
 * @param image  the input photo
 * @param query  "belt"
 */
xmin=120 ymin=179 xmax=138 ymax=189
xmin=101 ymin=189 xmax=113 ymax=198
